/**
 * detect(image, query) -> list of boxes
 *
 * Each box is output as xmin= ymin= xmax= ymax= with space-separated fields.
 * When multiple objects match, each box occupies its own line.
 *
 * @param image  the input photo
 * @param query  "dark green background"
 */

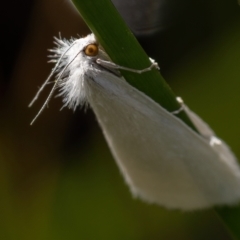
xmin=0 ymin=0 xmax=240 ymax=239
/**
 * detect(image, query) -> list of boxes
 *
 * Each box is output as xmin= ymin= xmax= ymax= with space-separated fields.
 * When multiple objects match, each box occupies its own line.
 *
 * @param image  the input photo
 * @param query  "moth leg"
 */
xmin=96 ymin=58 xmax=159 ymax=74
xmin=210 ymin=136 xmax=222 ymax=146
xmin=174 ymin=97 xmax=223 ymax=147
xmin=171 ymin=97 xmax=185 ymax=115
xmin=149 ymin=58 xmax=160 ymax=70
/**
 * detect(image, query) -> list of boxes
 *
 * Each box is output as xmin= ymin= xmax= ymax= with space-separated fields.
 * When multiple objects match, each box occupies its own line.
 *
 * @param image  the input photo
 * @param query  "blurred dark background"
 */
xmin=0 ymin=0 xmax=240 ymax=239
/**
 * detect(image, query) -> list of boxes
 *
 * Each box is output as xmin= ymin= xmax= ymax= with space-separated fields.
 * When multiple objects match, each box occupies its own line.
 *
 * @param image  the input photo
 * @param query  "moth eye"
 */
xmin=84 ymin=44 xmax=98 ymax=56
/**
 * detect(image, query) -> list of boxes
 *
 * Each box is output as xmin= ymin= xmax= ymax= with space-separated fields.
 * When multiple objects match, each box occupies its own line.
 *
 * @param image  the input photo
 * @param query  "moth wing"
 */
xmin=85 ymin=72 xmax=240 ymax=210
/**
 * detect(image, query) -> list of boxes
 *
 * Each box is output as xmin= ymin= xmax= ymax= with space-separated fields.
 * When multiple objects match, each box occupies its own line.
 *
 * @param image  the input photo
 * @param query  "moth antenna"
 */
xmin=28 ymin=41 xmax=77 ymax=107
xmin=30 ymin=49 xmax=82 ymax=125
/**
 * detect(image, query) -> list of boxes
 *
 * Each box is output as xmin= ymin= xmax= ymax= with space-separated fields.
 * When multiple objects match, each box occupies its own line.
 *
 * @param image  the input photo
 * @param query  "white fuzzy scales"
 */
xmin=49 ymin=34 xmax=106 ymax=110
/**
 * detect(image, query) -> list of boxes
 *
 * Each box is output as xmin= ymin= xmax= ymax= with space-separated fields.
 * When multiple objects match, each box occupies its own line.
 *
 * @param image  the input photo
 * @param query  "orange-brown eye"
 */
xmin=84 ymin=44 xmax=98 ymax=56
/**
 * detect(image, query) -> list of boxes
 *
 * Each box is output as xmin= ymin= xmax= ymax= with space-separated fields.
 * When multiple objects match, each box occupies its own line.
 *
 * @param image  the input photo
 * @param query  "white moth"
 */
xmin=30 ymin=33 xmax=240 ymax=210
